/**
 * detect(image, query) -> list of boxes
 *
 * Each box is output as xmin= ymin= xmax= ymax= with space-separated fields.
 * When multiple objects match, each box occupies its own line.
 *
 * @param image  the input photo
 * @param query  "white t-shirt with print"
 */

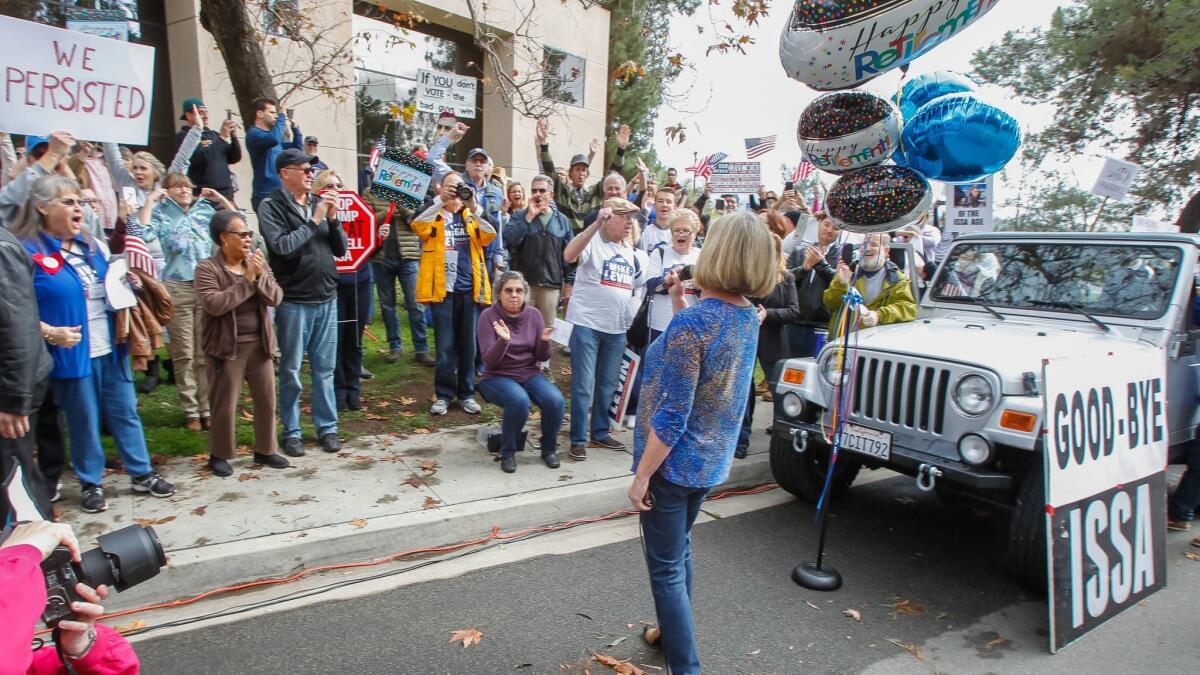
xmin=646 ymin=246 xmax=701 ymax=332
xmin=638 ymin=222 xmax=671 ymax=254
xmin=567 ymin=235 xmax=647 ymax=335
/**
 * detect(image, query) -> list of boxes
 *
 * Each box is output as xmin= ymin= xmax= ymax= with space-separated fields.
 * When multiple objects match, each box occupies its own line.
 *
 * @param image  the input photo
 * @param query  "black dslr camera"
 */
xmin=455 ymin=184 xmax=474 ymax=202
xmin=39 ymin=525 xmax=166 ymax=626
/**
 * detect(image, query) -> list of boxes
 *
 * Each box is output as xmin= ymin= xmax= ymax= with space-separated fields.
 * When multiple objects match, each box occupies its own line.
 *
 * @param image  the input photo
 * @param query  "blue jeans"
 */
xmin=738 ymin=359 xmax=779 ymax=448
xmin=477 ymin=374 xmax=565 ymax=458
xmin=1169 ymin=440 xmax=1200 ymax=521
xmin=569 ymin=325 xmax=626 ymax=446
xmin=431 ymin=292 xmax=480 ymax=401
xmin=787 ymin=325 xmax=816 ymax=358
xmin=373 ymin=259 xmax=427 ymax=353
xmin=51 ymin=356 xmax=153 ymax=486
xmin=276 ymin=299 xmax=339 ymax=439
xmin=640 ymin=473 xmax=709 ymax=675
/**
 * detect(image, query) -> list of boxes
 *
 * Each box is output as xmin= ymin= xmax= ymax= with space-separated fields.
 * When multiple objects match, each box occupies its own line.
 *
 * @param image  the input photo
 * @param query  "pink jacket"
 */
xmin=1 ymin=544 xmax=139 ymax=675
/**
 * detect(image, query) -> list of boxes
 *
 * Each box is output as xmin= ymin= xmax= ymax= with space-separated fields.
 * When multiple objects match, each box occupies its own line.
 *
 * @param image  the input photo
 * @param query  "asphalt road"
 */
xmin=135 ymin=472 xmax=1200 ymax=674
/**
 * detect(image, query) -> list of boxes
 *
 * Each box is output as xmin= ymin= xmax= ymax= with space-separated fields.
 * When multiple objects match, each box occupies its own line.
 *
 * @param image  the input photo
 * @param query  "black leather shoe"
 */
xmin=254 ymin=453 xmax=290 ymax=469
xmin=347 ymin=394 xmax=362 ymax=411
xmin=542 ymin=452 xmax=561 ymax=469
xmin=734 ymin=445 xmax=748 ymax=459
xmin=337 ymin=399 xmax=349 ymax=412
xmin=320 ymin=433 xmax=342 ymax=453
xmin=500 ymin=456 xmax=517 ymax=473
xmin=207 ymin=457 xmax=233 ymax=477
xmin=282 ymin=437 xmax=306 ymax=457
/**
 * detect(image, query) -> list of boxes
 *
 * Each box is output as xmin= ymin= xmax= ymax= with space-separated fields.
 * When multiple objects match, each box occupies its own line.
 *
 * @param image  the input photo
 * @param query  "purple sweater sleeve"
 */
xmin=477 ymin=306 xmax=510 ymax=372
xmin=531 ymin=310 xmax=552 ymax=362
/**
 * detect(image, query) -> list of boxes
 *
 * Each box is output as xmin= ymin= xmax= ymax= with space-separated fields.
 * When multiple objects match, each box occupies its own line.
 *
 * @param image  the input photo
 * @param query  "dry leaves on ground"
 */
xmin=238 ymin=408 xmax=254 ymax=422
xmin=804 ymin=600 xmax=820 ymax=610
xmin=418 ymin=459 xmax=439 ymax=473
xmin=191 ymin=505 xmax=207 ymax=517
xmin=373 ymin=400 xmax=391 ymax=408
xmin=449 ymin=628 xmax=482 ymax=648
xmin=399 ymin=396 xmax=417 ymax=406
xmin=350 ymin=518 xmax=368 ymax=529
xmin=150 ymin=454 xmax=170 ymax=466
xmin=403 ymin=474 xmax=426 ymax=489
xmin=114 ymin=619 xmax=146 ymax=634
xmin=886 ymin=638 xmax=925 ymax=662
xmin=413 ymin=427 xmax=432 ymax=434
xmin=134 ymin=516 xmax=176 ymax=527
xmin=843 ymin=608 xmax=862 ymax=623
xmin=888 ymin=598 xmax=925 ymax=617
xmin=365 ymin=413 xmax=388 ymax=421
xmin=237 ymin=473 xmax=260 ymax=482
xmin=399 ymin=411 xmax=417 ymax=418
xmin=1185 ymin=551 xmax=1200 ymax=561
xmin=422 ymin=496 xmax=441 ymax=509
xmin=592 ymin=652 xmax=644 ymax=675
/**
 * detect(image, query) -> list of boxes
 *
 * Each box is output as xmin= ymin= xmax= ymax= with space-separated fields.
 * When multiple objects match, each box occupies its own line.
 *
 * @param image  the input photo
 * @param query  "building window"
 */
xmin=542 ymin=47 xmax=585 ymax=107
xmin=264 ymin=0 xmax=300 ymax=38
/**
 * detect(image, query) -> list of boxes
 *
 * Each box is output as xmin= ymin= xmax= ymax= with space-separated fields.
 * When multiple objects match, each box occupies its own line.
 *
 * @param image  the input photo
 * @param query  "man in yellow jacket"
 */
xmin=823 ymin=234 xmax=917 ymax=336
xmin=412 ymin=173 xmax=497 ymax=415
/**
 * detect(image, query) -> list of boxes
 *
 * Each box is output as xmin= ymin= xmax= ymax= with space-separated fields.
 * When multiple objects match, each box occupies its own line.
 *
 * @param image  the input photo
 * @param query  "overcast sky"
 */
xmin=649 ymin=0 xmax=1120 ymax=215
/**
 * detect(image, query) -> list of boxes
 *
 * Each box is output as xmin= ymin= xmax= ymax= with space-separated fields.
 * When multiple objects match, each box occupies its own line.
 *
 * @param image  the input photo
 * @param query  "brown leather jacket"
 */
xmin=194 ymin=254 xmax=282 ymax=362
xmin=114 ymin=268 xmax=174 ymax=371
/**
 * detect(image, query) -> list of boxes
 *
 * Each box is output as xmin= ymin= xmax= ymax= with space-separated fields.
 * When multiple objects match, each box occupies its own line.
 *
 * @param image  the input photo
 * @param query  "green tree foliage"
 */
xmin=971 ymin=0 xmax=1200 ymax=214
xmin=999 ymin=172 xmax=1136 ymax=232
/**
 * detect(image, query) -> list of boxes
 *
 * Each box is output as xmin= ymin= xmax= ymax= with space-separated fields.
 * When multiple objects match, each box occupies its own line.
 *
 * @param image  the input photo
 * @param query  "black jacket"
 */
xmin=0 ymin=228 xmax=52 ymax=415
xmin=788 ymin=243 xmax=841 ymax=328
xmin=754 ymin=271 xmax=801 ymax=364
xmin=505 ymin=207 xmax=574 ymax=287
xmin=258 ymin=188 xmax=349 ymax=304
xmin=175 ymin=126 xmax=242 ymax=197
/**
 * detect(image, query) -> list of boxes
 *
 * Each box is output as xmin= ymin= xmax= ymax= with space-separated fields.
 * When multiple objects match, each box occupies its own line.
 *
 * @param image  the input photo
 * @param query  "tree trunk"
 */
xmin=1176 ymin=192 xmax=1200 ymax=234
xmin=198 ymin=0 xmax=277 ymax=123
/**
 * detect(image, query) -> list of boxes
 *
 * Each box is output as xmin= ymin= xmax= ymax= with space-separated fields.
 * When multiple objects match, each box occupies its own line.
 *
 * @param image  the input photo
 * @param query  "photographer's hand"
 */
xmin=0 ymin=521 xmax=80 ymax=562
xmin=58 ymin=582 xmax=108 ymax=658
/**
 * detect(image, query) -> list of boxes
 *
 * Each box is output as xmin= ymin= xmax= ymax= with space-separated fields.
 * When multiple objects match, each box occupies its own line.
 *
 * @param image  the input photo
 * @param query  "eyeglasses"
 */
xmin=225 ymin=231 xmax=254 ymax=239
xmin=284 ymin=166 xmax=316 ymax=175
xmin=53 ymin=198 xmax=83 ymax=207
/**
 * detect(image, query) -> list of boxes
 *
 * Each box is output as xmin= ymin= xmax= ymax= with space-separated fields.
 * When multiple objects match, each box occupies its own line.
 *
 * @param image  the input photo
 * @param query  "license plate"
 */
xmin=838 ymin=423 xmax=892 ymax=460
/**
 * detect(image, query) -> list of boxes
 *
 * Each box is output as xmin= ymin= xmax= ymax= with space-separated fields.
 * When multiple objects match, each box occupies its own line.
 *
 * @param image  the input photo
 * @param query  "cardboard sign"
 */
xmin=332 ymin=191 xmax=378 ymax=273
xmin=607 ymin=349 xmax=641 ymax=426
xmin=1090 ymin=157 xmax=1141 ymax=201
xmin=1042 ymin=349 xmax=1167 ymax=652
xmin=415 ymin=68 xmax=477 ymax=119
xmin=706 ymin=161 xmax=761 ymax=194
xmin=369 ymin=148 xmax=433 ymax=210
xmin=0 ymin=15 xmax=155 ymax=145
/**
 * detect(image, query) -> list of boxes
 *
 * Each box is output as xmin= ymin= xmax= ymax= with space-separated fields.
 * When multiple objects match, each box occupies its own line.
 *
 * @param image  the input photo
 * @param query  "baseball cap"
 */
xmin=179 ymin=97 xmax=205 ymax=120
xmin=275 ymin=148 xmax=318 ymax=172
xmin=437 ymin=111 xmax=457 ymax=128
xmin=24 ymin=135 xmax=50 ymax=152
xmin=466 ymin=148 xmax=490 ymax=161
xmin=569 ymin=154 xmax=589 ymax=168
xmin=304 ymin=136 xmax=319 ymax=145
xmin=604 ymin=197 xmax=640 ymax=215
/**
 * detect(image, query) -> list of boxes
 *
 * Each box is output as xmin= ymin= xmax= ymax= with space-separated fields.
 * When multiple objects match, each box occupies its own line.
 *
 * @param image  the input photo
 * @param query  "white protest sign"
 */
xmin=1130 ymin=215 xmax=1177 ymax=233
xmin=415 ymin=68 xmax=477 ymax=119
xmin=707 ymin=161 xmax=761 ymax=194
xmin=944 ymin=176 xmax=995 ymax=239
xmin=1 ymin=15 xmax=154 ymax=145
xmin=1090 ymin=157 xmax=1140 ymax=201
xmin=550 ymin=318 xmax=574 ymax=346
xmin=1042 ymin=348 xmax=1167 ymax=652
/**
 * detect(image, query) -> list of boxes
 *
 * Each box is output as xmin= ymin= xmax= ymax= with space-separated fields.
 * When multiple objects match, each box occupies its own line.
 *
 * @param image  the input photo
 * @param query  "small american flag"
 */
xmin=688 ymin=152 xmax=728 ymax=179
xmin=791 ymin=160 xmax=816 ymax=183
xmin=122 ymin=218 xmax=157 ymax=278
xmin=367 ymin=136 xmax=386 ymax=172
xmin=941 ymin=267 xmax=965 ymax=297
xmin=810 ymin=186 xmax=822 ymax=214
xmin=744 ymin=135 xmax=777 ymax=159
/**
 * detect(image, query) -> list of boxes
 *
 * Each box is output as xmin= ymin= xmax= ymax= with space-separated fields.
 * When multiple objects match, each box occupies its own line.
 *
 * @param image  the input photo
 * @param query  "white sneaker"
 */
xmin=430 ymin=399 xmax=449 ymax=415
xmin=51 ymin=480 xmax=62 ymax=503
xmin=461 ymin=397 xmax=482 ymax=414
xmin=624 ymin=415 xmax=636 ymax=429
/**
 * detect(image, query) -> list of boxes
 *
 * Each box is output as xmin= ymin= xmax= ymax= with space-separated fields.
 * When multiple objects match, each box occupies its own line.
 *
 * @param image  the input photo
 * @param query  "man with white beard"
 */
xmin=822 ymin=233 xmax=917 ymax=335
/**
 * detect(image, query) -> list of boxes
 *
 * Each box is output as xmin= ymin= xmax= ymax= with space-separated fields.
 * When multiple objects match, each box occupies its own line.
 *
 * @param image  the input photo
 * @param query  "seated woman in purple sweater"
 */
xmin=476 ymin=271 xmax=565 ymax=473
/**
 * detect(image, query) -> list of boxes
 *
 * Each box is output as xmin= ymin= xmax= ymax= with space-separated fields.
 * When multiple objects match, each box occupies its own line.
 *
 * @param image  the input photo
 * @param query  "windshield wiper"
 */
xmin=954 ymin=296 xmax=1005 ymax=321
xmin=1030 ymin=300 xmax=1111 ymax=333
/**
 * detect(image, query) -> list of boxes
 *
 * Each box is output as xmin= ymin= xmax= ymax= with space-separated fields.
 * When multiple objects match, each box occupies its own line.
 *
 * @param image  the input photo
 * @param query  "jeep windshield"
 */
xmin=931 ymin=242 xmax=1182 ymax=320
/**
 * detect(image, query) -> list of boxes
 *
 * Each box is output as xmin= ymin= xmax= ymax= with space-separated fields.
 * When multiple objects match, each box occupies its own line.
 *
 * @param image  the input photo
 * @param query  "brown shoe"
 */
xmin=755 ymin=378 xmax=769 ymax=395
xmin=589 ymin=436 xmax=625 ymax=451
xmin=184 ymin=418 xmax=202 ymax=432
xmin=414 ymin=352 xmax=436 ymax=367
xmin=761 ymin=390 xmax=774 ymax=402
xmin=569 ymin=444 xmax=587 ymax=461
xmin=1167 ymin=519 xmax=1191 ymax=531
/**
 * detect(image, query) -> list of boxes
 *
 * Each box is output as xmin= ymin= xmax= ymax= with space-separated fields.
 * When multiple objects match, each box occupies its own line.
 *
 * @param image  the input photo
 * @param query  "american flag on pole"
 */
xmin=367 ymin=136 xmax=386 ymax=172
xmin=940 ymin=267 xmax=966 ymax=297
xmin=122 ymin=218 xmax=157 ymax=278
xmin=791 ymin=160 xmax=816 ymax=183
xmin=687 ymin=152 xmax=728 ymax=179
xmin=744 ymin=135 xmax=777 ymax=159
xmin=810 ymin=186 xmax=822 ymax=214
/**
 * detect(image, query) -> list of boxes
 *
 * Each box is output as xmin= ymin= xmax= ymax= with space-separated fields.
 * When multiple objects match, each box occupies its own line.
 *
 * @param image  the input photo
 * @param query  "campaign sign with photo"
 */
xmin=1042 ymin=349 xmax=1167 ymax=652
xmin=944 ymin=175 xmax=994 ymax=243
xmin=370 ymin=148 xmax=433 ymax=210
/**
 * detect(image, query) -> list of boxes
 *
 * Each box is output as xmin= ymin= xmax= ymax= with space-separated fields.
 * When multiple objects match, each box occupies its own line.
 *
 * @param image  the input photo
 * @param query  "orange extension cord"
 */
xmin=85 ymin=482 xmax=780 ymax=626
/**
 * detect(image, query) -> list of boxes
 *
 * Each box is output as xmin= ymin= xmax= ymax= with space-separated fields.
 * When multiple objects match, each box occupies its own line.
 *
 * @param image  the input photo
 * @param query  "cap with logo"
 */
xmin=179 ymin=97 xmax=205 ymax=120
xmin=275 ymin=148 xmax=319 ymax=173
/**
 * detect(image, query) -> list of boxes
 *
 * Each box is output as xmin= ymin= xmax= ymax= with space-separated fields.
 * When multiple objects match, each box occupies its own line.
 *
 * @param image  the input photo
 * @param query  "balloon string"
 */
xmin=894 ymin=67 xmax=909 ymax=156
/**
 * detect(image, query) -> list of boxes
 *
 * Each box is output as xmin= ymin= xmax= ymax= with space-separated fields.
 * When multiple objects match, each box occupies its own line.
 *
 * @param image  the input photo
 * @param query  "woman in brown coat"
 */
xmin=194 ymin=210 xmax=288 ymax=477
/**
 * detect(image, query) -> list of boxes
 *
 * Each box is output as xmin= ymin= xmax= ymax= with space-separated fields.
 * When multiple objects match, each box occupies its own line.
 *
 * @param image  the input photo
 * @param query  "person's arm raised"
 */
xmin=563 ymin=208 xmax=608 ymax=264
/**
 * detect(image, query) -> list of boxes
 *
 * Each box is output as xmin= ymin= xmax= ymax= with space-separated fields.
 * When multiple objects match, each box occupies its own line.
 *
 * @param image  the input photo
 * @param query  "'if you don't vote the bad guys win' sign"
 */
xmin=1 ymin=15 xmax=155 ymax=145
xmin=1042 ymin=348 xmax=1168 ymax=652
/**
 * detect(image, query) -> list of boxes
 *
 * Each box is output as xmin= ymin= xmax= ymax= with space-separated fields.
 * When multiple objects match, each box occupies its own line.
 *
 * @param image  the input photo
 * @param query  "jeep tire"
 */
xmin=1006 ymin=462 xmax=1048 ymax=593
xmin=770 ymin=434 xmax=861 ymax=502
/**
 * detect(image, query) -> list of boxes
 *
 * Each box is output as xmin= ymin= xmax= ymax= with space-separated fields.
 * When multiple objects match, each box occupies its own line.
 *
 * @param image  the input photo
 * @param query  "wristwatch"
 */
xmin=63 ymin=628 xmax=96 ymax=661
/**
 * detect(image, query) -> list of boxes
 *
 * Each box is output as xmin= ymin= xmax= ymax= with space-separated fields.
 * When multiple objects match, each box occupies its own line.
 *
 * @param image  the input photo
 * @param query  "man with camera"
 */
xmin=427 ymin=123 xmax=506 ymax=272
xmin=787 ymin=211 xmax=842 ymax=357
xmin=175 ymin=98 xmax=242 ymax=204
xmin=1 ymin=521 xmax=139 ymax=672
xmin=505 ymin=174 xmax=575 ymax=330
xmin=413 ymin=174 xmax=497 ymax=416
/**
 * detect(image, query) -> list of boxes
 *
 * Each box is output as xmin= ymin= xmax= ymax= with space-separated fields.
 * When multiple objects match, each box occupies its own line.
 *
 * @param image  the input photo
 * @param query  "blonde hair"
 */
xmin=694 ymin=211 xmax=776 ymax=298
xmin=668 ymin=209 xmax=700 ymax=234
xmin=131 ymin=151 xmax=164 ymax=183
xmin=313 ymin=169 xmax=342 ymax=193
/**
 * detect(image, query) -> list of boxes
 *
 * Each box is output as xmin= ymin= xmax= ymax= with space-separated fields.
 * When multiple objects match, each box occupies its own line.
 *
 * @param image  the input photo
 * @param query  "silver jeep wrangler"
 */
xmin=770 ymin=232 xmax=1199 ymax=588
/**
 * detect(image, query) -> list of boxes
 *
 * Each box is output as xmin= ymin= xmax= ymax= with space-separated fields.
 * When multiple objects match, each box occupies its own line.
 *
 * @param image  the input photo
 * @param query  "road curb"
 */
xmin=108 ymin=453 xmax=774 ymax=611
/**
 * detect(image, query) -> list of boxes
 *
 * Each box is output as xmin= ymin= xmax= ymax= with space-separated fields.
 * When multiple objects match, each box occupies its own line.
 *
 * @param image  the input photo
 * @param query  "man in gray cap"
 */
xmin=427 ymin=122 xmax=505 ymax=271
xmin=535 ymin=118 xmax=631 ymax=234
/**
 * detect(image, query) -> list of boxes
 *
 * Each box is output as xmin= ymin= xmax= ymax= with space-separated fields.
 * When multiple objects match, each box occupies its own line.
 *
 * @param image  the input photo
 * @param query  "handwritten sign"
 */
xmin=415 ymin=68 xmax=477 ymax=119
xmin=0 ymin=15 xmax=155 ymax=145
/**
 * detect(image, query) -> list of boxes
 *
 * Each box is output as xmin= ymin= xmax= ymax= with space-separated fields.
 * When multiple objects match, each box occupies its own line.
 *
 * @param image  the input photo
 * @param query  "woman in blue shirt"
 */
xmin=12 ymin=175 xmax=175 ymax=515
xmin=628 ymin=211 xmax=777 ymax=674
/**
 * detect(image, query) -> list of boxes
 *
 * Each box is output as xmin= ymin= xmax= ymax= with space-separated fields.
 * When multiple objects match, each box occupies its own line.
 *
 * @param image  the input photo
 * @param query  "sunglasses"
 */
xmin=284 ymin=166 xmax=316 ymax=175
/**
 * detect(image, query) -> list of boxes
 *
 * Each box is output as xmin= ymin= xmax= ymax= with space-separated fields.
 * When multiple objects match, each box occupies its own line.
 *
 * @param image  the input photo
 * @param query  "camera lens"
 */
xmin=456 ymin=185 xmax=473 ymax=201
xmin=78 ymin=525 xmax=166 ymax=592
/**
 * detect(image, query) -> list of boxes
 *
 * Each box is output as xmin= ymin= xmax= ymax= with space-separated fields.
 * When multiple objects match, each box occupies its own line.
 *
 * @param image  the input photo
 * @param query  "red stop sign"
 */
xmin=333 ymin=190 xmax=378 ymax=273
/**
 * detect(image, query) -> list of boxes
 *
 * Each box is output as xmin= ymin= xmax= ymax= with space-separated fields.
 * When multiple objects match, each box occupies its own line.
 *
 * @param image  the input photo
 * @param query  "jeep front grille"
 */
xmin=851 ymin=356 xmax=951 ymax=435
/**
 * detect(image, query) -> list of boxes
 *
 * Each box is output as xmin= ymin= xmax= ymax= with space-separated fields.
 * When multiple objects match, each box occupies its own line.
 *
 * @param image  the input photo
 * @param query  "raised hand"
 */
xmin=220 ymin=118 xmax=239 ymax=139
xmin=541 ymin=327 xmax=554 ymax=342
xmin=492 ymin=320 xmax=511 ymax=342
xmin=449 ymin=121 xmax=469 ymax=142
xmin=589 ymin=137 xmax=601 ymax=155
xmin=46 ymin=130 xmax=75 ymax=161
xmin=616 ymin=124 xmax=631 ymax=150
xmin=836 ymin=260 xmax=852 ymax=285
xmin=535 ymin=118 xmax=549 ymax=145
xmin=803 ymin=245 xmax=822 ymax=270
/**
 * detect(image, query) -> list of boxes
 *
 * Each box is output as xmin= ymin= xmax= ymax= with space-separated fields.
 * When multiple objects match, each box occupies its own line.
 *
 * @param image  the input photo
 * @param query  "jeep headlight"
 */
xmin=819 ymin=350 xmax=849 ymax=387
xmin=780 ymin=392 xmax=804 ymax=418
xmin=953 ymin=374 xmax=994 ymax=416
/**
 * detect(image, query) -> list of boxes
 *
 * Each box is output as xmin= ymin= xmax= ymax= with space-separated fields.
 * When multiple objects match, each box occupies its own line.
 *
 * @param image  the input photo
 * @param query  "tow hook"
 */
xmin=791 ymin=428 xmax=808 ymax=455
xmin=916 ymin=463 xmax=943 ymax=493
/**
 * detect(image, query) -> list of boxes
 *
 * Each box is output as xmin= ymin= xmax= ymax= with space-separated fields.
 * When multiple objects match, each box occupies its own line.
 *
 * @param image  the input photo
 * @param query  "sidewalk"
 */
xmin=55 ymin=409 xmax=778 ymax=612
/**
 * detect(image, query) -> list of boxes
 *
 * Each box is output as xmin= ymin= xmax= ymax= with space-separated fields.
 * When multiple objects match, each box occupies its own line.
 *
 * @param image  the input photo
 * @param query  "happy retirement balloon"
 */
xmin=894 ymin=70 xmax=978 ymax=120
xmin=779 ymin=0 xmax=1001 ymax=91
xmin=827 ymin=165 xmax=932 ymax=234
xmin=895 ymin=93 xmax=1021 ymax=183
xmin=797 ymin=91 xmax=901 ymax=175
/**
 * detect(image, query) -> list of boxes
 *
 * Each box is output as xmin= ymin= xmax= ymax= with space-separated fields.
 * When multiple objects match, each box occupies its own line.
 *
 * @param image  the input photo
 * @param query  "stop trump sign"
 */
xmin=333 ymin=190 xmax=378 ymax=273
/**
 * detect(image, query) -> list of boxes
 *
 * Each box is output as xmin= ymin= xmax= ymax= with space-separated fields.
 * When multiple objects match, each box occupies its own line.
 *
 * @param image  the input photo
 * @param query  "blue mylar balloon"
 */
xmin=895 ymin=70 xmax=978 ymax=121
xmin=895 ymin=93 xmax=1022 ymax=184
